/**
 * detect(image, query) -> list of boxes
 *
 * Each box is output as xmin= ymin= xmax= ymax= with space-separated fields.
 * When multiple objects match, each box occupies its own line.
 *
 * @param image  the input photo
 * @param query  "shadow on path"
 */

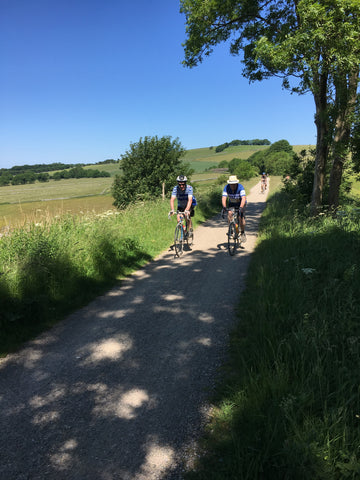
xmin=0 ymin=187 xmax=268 ymax=480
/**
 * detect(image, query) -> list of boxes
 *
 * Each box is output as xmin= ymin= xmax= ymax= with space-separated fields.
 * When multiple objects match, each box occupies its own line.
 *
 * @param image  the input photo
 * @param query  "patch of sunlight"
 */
xmin=32 ymin=334 xmax=58 ymax=346
xmin=93 ymin=387 xmax=156 ymax=420
xmin=29 ymin=385 xmax=66 ymax=408
xmin=98 ymin=308 xmax=134 ymax=319
xmin=196 ymin=337 xmax=212 ymax=347
xmin=81 ymin=335 xmax=132 ymax=365
xmin=136 ymin=436 xmax=175 ymax=480
xmin=131 ymin=295 xmax=144 ymax=305
xmin=161 ymin=293 xmax=185 ymax=302
xmin=154 ymin=264 xmax=173 ymax=270
xmin=154 ymin=305 xmax=183 ymax=314
xmin=20 ymin=348 xmax=43 ymax=369
xmin=32 ymin=410 xmax=60 ymax=425
xmin=198 ymin=312 xmax=215 ymax=323
xmin=50 ymin=438 xmax=78 ymax=470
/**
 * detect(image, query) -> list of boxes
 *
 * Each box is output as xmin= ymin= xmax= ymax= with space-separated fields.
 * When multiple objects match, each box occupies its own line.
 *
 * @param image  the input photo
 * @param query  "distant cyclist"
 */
xmin=170 ymin=175 xmax=197 ymax=233
xmin=261 ymin=172 xmax=267 ymax=192
xmin=222 ymin=175 xmax=247 ymax=242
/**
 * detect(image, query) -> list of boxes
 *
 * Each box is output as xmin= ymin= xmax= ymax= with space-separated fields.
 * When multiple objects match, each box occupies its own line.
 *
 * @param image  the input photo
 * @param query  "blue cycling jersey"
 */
xmin=222 ymin=184 xmax=246 ymax=204
xmin=171 ymin=185 xmax=197 ymax=207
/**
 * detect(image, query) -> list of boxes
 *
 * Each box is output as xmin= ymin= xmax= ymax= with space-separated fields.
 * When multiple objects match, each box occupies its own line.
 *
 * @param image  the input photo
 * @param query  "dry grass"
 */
xmin=0 ymin=196 xmax=116 ymax=231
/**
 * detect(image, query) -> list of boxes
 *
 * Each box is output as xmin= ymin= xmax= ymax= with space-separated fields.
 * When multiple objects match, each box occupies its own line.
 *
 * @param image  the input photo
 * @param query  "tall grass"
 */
xmin=0 ymin=183 xmax=223 ymax=356
xmin=186 ymin=189 xmax=360 ymax=479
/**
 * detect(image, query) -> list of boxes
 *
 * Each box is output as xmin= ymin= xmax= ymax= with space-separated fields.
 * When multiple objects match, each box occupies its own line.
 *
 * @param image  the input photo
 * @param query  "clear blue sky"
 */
xmin=1 ymin=0 xmax=317 ymax=169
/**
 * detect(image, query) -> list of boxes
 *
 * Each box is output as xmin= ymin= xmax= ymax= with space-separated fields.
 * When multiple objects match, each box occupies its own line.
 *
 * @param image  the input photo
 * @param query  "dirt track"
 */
xmin=0 ymin=181 xmax=270 ymax=480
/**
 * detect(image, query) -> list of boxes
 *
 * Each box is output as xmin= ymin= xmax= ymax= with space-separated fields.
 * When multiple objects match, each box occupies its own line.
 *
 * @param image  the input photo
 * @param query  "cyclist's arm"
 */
xmin=222 ymin=192 xmax=227 ymax=209
xmin=185 ymin=195 xmax=192 ymax=212
xmin=170 ymin=195 xmax=176 ymax=212
xmin=240 ymin=195 xmax=246 ymax=209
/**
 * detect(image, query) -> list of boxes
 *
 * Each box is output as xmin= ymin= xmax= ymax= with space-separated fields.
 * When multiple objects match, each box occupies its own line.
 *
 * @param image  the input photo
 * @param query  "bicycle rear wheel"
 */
xmin=227 ymin=222 xmax=237 ymax=256
xmin=174 ymin=224 xmax=184 ymax=257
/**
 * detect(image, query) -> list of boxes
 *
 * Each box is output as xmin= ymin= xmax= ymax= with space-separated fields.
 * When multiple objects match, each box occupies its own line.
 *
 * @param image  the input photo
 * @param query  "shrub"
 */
xmin=111 ymin=136 xmax=193 ymax=209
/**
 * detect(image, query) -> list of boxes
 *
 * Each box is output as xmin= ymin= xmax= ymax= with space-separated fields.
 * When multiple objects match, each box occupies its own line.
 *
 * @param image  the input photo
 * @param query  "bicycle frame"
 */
xmin=168 ymin=210 xmax=193 ymax=257
xmin=223 ymin=207 xmax=241 ymax=256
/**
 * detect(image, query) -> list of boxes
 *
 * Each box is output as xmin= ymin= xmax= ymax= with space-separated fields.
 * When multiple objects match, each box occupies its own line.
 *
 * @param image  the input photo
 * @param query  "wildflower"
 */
xmin=301 ymin=267 xmax=316 ymax=275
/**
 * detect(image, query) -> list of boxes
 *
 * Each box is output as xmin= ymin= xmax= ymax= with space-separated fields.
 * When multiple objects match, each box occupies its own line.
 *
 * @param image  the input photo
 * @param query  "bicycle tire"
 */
xmin=227 ymin=222 xmax=237 ymax=256
xmin=174 ymin=224 xmax=184 ymax=257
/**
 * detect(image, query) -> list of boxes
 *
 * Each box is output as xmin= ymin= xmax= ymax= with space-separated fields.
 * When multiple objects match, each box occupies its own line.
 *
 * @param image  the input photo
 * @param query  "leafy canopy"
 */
xmin=112 ymin=136 xmax=192 ymax=209
xmin=228 ymin=158 xmax=258 ymax=180
xmin=181 ymin=0 xmax=360 ymax=92
xmin=247 ymin=140 xmax=294 ymax=175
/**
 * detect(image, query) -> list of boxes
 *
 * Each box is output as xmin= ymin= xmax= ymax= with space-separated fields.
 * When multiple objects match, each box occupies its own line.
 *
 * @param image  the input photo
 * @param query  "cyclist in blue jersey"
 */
xmin=170 ymin=175 xmax=196 ymax=233
xmin=222 ymin=175 xmax=247 ymax=242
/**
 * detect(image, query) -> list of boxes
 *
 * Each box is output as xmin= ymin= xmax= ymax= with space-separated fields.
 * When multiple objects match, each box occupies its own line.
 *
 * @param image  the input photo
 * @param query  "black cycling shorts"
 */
xmin=178 ymin=205 xmax=195 ymax=217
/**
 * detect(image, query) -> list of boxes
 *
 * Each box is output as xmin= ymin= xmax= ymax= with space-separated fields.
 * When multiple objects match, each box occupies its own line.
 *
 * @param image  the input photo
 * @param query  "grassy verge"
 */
xmin=185 ymin=188 xmax=360 ymax=479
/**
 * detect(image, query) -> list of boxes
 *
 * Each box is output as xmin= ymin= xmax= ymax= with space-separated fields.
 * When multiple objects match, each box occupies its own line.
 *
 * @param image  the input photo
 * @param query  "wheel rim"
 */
xmin=174 ymin=225 xmax=184 ymax=256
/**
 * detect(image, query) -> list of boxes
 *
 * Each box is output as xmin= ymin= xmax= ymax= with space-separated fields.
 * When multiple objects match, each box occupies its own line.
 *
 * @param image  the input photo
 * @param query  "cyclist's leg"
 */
xmin=177 ymin=205 xmax=185 ymax=224
xmin=239 ymin=207 xmax=247 ymax=242
xmin=188 ymin=207 xmax=194 ymax=231
xmin=227 ymin=204 xmax=236 ymax=223
xmin=239 ymin=208 xmax=246 ymax=231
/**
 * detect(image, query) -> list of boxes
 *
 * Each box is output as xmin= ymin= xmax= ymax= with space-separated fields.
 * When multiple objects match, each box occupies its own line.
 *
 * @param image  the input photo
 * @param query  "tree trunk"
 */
xmin=328 ymin=68 xmax=359 ymax=210
xmin=162 ymin=182 xmax=165 ymax=200
xmin=311 ymin=72 xmax=329 ymax=215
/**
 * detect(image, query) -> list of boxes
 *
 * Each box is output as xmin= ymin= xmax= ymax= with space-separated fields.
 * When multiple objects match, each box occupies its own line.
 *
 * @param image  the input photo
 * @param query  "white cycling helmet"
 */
xmin=177 ymin=175 xmax=187 ymax=183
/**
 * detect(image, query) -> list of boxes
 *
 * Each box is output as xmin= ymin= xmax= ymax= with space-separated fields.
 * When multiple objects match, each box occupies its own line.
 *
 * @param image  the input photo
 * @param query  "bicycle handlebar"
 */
xmin=221 ymin=206 xmax=242 ymax=219
xmin=168 ymin=210 xmax=190 ymax=220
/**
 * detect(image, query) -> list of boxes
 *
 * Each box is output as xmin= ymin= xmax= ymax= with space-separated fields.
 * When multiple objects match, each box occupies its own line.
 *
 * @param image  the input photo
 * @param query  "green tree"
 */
xmin=0 ymin=174 xmax=13 ymax=186
xmin=268 ymin=140 xmax=293 ymax=154
xmin=37 ymin=172 xmax=50 ymax=182
xmin=229 ymin=158 xmax=257 ymax=180
xmin=180 ymin=0 xmax=360 ymax=213
xmin=112 ymin=136 xmax=191 ymax=209
xmin=265 ymin=151 xmax=293 ymax=175
xmin=246 ymin=140 xmax=294 ymax=175
xmin=351 ymin=95 xmax=360 ymax=173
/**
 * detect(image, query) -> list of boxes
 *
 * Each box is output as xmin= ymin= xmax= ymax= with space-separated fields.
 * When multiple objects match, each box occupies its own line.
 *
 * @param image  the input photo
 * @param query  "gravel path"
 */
xmin=0 ymin=181 xmax=270 ymax=480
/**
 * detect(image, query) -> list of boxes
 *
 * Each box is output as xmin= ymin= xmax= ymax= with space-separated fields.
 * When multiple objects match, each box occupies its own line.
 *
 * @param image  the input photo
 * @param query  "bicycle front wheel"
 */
xmin=174 ymin=224 xmax=184 ymax=257
xmin=227 ymin=222 xmax=237 ymax=256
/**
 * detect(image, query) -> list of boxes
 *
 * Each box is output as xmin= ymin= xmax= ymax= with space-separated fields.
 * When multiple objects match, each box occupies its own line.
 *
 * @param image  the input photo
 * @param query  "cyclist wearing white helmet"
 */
xmin=222 ymin=175 xmax=247 ymax=242
xmin=170 ymin=175 xmax=197 ymax=233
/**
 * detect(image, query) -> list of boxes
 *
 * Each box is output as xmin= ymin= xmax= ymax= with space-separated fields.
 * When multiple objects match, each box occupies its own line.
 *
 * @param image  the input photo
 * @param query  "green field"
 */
xmin=0 ymin=144 xmax=312 ymax=230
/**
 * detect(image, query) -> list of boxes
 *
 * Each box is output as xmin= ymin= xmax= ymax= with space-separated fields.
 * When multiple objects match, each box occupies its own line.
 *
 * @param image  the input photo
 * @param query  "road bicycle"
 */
xmin=222 ymin=207 xmax=242 ymax=256
xmin=168 ymin=210 xmax=193 ymax=257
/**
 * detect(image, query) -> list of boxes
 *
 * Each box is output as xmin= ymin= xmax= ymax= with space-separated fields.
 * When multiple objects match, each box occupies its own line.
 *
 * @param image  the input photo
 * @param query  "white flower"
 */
xmin=301 ymin=268 xmax=316 ymax=275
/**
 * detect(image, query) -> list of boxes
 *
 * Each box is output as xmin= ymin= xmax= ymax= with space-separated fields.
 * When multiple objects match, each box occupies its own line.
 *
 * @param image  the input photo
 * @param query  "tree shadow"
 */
xmin=0 ymin=240 xmax=253 ymax=479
